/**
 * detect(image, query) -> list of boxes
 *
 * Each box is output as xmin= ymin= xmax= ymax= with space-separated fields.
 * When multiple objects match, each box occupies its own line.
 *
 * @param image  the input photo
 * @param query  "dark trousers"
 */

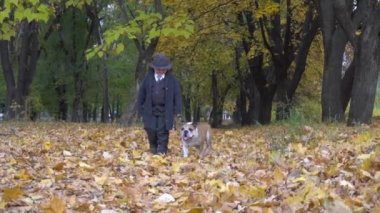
xmin=145 ymin=115 xmax=169 ymax=154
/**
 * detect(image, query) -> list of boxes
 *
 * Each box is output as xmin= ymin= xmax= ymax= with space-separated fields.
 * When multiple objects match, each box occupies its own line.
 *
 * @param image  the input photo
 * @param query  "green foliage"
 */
xmin=86 ymin=8 xmax=194 ymax=60
xmin=65 ymin=0 xmax=93 ymax=9
xmin=254 ymin=1 xmax=280 ymax=19
xmin=373 ymin=85 xmax=380 ymax=116
xmin=35 ymin=3 xmax=137 ymax=118
xmin=0 ymin=0 xmax=54 ymax=40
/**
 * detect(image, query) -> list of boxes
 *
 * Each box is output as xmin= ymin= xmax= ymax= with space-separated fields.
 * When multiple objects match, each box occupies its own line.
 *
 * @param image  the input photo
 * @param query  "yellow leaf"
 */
xmin=374 ymin=172 xmax=380 ymax=181
xmin=225 ymin=131 xmax=233 ymax=136
xmin=188 ymin=208 xmax=204 ymax=213
xmin=78 ymin=161 xmax=94 ymax=170
xmin=284 ymin=195 xmax=303 ymax=211
xmin=53 ymin=162 xmax=65 ymax=171
xmin=357 ymin=153 xmax=372 ymax=160
xmin=132 ymin=150 xmax=142 ymax=159
xmin=150 ymin=155 xmax=168 ymax=166
xmin=325 ymin=166 xmax=339 ymax=177
xmin=17 ymin=169 xmax=31 ymax=180
xmin=40 ymin=179 xmax=53 ymax=188
xmin=41 ymin=196 xmax=66 ymax=213
xmin=226 ymin=181 xmax=239 ymax=193
xmin=293 ymin=143 xmax=306 ymax=155
xmin=205 ymin=179 xmax=227 ymax=192
xmin=361 ymin=158 xmax=372 ymax=171
xmin=172 ymin=162 xmax=184 ymax=173
xmin=353 ymin=132 xmax=371 ymax=143
xmin=94 ymin=175 xmax=108 ymax=185
xmin=2 ymin=186 xmax=24 ymax=202
xmin=273 ymin=167 xmax=284 ymax=183
xmin=0 ymin=201 xmax=5 ymax=209
xmin=9 ymin=158 xmax=17 ymax=165
xmin=43 ymin=140 xmax=52 ymax=151
xmin=291 ymin=176 xmax=306 ymax=183
xmin=361 ymin=170 xmax=373 ymax=179
xmin=239 ymin=185 xmax=266 ymax=199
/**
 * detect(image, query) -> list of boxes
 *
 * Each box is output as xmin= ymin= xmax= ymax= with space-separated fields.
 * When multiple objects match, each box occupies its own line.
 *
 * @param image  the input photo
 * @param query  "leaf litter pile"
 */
xmin=1 ymin=122 xmax=380 ymax=212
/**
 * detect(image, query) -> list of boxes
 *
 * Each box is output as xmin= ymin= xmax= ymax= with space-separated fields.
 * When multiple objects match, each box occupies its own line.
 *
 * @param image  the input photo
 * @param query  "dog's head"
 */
xmin=180 ymin=122 xmax=198 ymax=142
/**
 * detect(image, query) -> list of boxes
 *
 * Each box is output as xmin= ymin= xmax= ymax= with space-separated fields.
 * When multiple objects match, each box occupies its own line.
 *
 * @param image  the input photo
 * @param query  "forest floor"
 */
xmin=0 ymin=121 xmax=380 ymax=212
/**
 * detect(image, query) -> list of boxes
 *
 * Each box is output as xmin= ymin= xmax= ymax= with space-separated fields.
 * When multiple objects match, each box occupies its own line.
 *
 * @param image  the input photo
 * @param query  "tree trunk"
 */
xmin=195 ymin=101 xmax=201 ymax=123
xmin=317 ymin=0 xmax=346 ymax=122
xmin=277 ymin=14 xmax=319 ymax=120
xmin=87 ymin=4 xmax=111 ymax=123
xmin=0 ymin=20 xmax=40 ymax=120
xmin=321 ymin=27 xmax=347 ymax=122
xmin=70 ymin=9 xmax=82 ymax=122
xmin=82 ymin=102 xmax=89 ymax=122
xmin=210 ymin=70 xmax=223 ymax=128
xmin=258 ymin=90 xmax=275 ymax=125
xmin=71 ymin=70 xmax=82 ymax=122
xmin=56 ymin=84 xmax=68 ymax=121
xmin=0 ymin=40 xmax=17 ymax=119
xmin=100 ymin=58 xmax=110 ymax=123
xmin=348 ymin=11 xmax=380 ymax=125
xmin=183 ymin=95 xmax=191 ymax=122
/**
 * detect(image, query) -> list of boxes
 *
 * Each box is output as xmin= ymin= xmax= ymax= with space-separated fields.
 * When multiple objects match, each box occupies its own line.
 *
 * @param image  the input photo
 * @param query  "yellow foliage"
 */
xmin=40 ymin=196 xmax=66 ymax=213
xmin=1 ymin=122 xmax=380 ymax=211
xmin=2 ymin=186 xmax=24 ymax=202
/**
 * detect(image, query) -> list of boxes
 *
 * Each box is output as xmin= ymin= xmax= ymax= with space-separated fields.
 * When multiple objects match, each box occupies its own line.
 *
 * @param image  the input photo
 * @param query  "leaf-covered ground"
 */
xmin=1 ymin=121 xmax=380 ymax=212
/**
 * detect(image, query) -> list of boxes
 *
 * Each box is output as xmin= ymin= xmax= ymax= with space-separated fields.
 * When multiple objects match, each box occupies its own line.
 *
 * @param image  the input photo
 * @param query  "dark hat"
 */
xmin=149 ymin=53 xmax=172 ymax=70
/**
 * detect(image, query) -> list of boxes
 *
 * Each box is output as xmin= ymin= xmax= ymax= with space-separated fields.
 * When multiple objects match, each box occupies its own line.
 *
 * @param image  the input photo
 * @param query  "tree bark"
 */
xmin=0 ymin=20 xmax=39 ymax=120
xmin=318 ymin=0 xmax=348 ymax=122
xmin=183 ymin=94 xmax=191 ymax=122
xmin=348 ymin=10 xmax=380 ymax=125
xmin=318 ymin=0 xmax=375 ymax=123
xmin=86 ymin=3 xmax=111 ymax=123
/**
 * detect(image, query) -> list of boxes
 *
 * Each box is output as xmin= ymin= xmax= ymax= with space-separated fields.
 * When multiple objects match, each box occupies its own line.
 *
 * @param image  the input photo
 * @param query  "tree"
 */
xmin=317 ymin=0 xmax=380 ymax=125
xmin=86 ymin=0 xmax=111 ymax=122
xmin=0 ymin=0 xmax=52 ymax=120
xmin=86 ymin=0 xmax=194 ymax=124
xmin=230 ymin=0 xmax=319 ymax=125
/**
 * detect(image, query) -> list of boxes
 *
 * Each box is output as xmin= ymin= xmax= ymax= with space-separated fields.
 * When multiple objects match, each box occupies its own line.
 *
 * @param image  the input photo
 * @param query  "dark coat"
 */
xmin=137 ymin=68 xmax=182 ymax=130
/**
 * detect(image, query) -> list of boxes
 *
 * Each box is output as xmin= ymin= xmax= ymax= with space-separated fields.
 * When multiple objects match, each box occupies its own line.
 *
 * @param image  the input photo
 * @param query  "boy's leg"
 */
xmin=156 ymin=116 xmax=169 ymax=154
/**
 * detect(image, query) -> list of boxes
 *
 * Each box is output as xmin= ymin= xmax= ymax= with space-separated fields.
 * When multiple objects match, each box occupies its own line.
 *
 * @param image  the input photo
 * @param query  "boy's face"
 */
xmin=154 ymin=68 xmax=167 ymax=76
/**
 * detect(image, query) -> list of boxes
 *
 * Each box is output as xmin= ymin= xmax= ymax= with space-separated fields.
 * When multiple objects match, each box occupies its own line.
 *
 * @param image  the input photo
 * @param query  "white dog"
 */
xmin=180 ymin=122 xmax=212 ymax=158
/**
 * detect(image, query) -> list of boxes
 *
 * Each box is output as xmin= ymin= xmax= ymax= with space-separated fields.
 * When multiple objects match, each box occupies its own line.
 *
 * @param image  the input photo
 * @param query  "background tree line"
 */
xmin=0 ymin=0 xmax=379 ymax=127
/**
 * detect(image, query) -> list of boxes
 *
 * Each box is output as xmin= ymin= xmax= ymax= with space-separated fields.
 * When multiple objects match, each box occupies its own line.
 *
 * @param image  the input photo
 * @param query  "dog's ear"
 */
xmin=192 ymin=122 xmax=198 ymax=128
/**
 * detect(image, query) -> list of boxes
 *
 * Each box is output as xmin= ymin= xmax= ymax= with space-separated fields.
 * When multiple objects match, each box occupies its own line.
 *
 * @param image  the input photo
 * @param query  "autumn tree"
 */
xmin=237 ymin=0 xmax=319 ymax=124
xmin=86 ymin=0 xmax=193 ymax=124
xmin=0 ymin=0 xmax=52 ymax=120
xmin=156 ymin=0 xmax=238 ymax=126
xmin=317 ymin=0 xmax=380 ymax=125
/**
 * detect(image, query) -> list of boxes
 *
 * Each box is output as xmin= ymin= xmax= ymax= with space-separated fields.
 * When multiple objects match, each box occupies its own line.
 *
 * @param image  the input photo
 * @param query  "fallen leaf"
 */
xmin=339 ymin=180 xmax=355 ymax=190
xmin=154 ymin=193 xmax=175 ymax=204
xmin=2 ymin=186 xmax=24 ymax=202
xmin=41 ymin=196 xmax=66 ymax=213
xmin=273 ymin=167 xmax=284 ymax=183
xmin=63 ymin=150 xmax=72 ymax=156
xmin=188 ymin=207 xmax=204 ymax=213
xmin=94 ymin=175 xmax=108 ymax=185
xmin=53 ymin=162 xmax=65 ymax=171
xmin=43 ymin=140 xmax=52 ymax=151
xmin=0 ymin=201 xmax=6 ymax=209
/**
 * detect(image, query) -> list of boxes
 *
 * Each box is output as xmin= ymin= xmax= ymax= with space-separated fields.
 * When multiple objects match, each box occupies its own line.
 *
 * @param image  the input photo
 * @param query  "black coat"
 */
xmin=137 ymin=69 xmax=182 ymax=130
